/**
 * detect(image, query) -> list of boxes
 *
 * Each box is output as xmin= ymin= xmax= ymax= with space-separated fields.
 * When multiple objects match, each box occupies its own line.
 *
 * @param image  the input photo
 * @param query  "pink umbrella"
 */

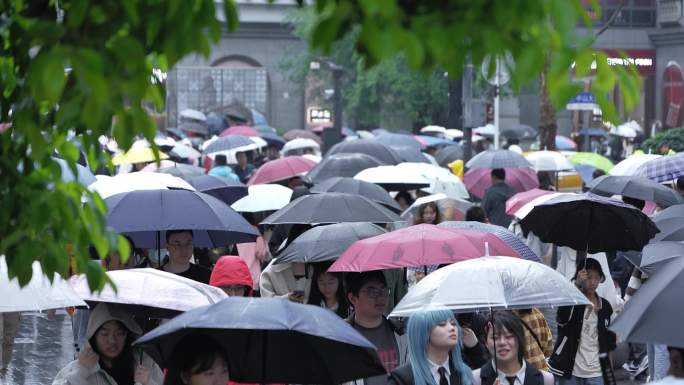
xmin=220 ymin=125 xmax=259 ymax=137
xmin=248 ymin=156 xmax=317 ymax=185
xmin=140 ymin=160 xmax=177 ymax=172
xmin=329 ymin=224 xmax=522 ymax=272
xmin=505 ymin=188 xmax=554 ymax=215
xmin=464 ymin=167 xmax=539 ymax=199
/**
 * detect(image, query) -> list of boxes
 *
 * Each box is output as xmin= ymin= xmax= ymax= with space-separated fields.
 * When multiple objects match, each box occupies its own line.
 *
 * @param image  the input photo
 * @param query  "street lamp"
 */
xmin=310 ymin=60 xmax=343 ymax=153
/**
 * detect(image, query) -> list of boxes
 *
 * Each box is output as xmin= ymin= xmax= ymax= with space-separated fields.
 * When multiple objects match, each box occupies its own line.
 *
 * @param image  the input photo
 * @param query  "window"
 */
xmin=581 ymin=0 xmax=657 ymax=28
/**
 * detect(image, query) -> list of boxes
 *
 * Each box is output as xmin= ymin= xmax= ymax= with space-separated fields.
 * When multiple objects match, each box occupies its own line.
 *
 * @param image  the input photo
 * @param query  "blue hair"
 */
xmin=407 ymin=307 xmax=473 ymax=385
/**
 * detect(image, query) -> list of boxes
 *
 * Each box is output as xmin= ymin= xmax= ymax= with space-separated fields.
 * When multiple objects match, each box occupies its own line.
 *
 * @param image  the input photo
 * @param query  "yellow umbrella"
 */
xmin=112 ymin=147 xmax=169 ymax=165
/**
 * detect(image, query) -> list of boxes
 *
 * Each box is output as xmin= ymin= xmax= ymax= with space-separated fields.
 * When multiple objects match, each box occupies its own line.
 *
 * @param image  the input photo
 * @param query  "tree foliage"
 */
xmin=641 ymin=127 xmax=684 ymax=153
xmin=0 ymin=0 xmax=238 ymax=289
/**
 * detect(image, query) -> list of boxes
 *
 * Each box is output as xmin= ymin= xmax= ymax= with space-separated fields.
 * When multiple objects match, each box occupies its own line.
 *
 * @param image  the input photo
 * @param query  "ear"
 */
xmin=347 ymin=292 xmax=357 ymax=307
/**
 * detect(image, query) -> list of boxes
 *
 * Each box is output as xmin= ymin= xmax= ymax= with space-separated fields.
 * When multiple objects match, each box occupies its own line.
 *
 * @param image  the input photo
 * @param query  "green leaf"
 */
xmin=66 ymin=0 xmax=90 ymax=29
xmin=28 ymin=51 xmax=66 ymax=104
xmin=223 ymin=0 xmax=239 ymax=32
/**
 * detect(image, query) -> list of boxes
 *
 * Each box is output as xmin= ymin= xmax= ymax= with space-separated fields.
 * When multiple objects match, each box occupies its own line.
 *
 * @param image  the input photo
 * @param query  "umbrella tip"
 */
xmin=484 ymin=241 xmax=490 ymax=256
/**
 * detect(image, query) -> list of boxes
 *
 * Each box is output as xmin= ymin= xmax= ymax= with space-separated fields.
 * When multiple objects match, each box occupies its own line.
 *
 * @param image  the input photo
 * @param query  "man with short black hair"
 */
xmin=482 ymin=168 xmax=516 ymax=227
xmin=676 ymin=178 xmax=684 ymax=198
xmin=159 ymin=229 xmax=211 ymax=284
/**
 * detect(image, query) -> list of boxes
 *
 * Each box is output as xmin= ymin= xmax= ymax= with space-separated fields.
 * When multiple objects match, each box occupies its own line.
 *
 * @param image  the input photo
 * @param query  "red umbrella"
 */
xmin=220 ymin=125 xmax=259 ymax=137
xmin=505 ymin=188 xmax=554 ymax=215
xmin=464 ymin=167 xmax=539 ymax=199
xmin=248 ymin=156 xmax=317 ymax=185
xmin=328 ymin=224 xmax=521 ymax=272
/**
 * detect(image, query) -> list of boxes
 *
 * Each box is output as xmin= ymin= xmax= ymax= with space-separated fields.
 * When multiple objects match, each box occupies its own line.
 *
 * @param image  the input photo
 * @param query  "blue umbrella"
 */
xmin=105 ymin=189 xmax=257 ymax=248
xmin=259 ymin=132 xmax=286 ymax=149
xmin=439 ymin=221 xmax=542 ymax=262
xmin=634 ymin=153 xmax=684 ymax=183
xmin=134 ymin=297 xmax=385 ymax=384
xmin=574 ymin=164 xmax=598 ymax=185
xmin=187 ymin=175 xmax=248 ymax=205
xmin=414 ymin=134 xmax=454 ymax=148
xmin=251 ymin=109 xmax=268 ymax=126
xmin=203 ymin=135 xmax=256 ymax=155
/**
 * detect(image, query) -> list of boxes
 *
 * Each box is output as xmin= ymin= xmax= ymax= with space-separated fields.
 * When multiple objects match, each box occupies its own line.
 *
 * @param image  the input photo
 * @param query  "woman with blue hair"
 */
xmin=388 ymin=307 xmax=474 ymax=385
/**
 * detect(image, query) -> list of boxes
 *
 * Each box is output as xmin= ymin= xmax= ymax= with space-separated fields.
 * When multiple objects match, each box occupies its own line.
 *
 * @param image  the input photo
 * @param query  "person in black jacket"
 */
xmin=547 ymin=258 xmax=617 ymax=385
xmin=388 ymin=307 xmax=474 ymax=385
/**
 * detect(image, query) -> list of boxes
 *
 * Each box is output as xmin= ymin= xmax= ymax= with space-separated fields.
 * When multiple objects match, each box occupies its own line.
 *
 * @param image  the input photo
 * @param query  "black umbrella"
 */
xmin=276 ymin=222 xmax=387 ymax=264
xmin=610 ymin=256 xmax=684 ymax=348
xmin=157 ymin=164 xmax=206 ymax=180
xmin=389 ymin=145 xmax=430 ymax=163
xmin=327 ymin=139 xmax=403 ymax=165
xmin=639 ymin=241 xmax=684 ymax=275
xmin=465 ymin=150 xmax=533 ymax=169
xmin=134 ymin=297 xmax=386 ymax=383
xmin=203 ymin=135 xmax=255 ymax=155
xmin=311 ymin=177 xmax=401 ymax=212
xmin=178 ymin=121 xmax=208 ymax=136
xmin=519 ymin=193 xmax=659 ymax=253
xmin=374 ymin=133 xmax=421 ymax=149
xmin=305 ymin=153 xmax=386 ymax=184
xmin=588 ymin=175 xmax=683 ymax=209
xmin=500 ymin=124 xmax=538 ymax=140
xmin=435 ymin=145 xmax=464 ymax=167
xmin=187 ymin=175 xmax=248 ymax=205
xmin=260 ymin=192 xmax=402 ymax=225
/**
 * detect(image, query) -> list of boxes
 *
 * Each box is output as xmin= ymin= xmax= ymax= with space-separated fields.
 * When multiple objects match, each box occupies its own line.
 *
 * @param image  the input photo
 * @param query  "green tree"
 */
xmin=1 ymin=0 xmax=238 ymax=289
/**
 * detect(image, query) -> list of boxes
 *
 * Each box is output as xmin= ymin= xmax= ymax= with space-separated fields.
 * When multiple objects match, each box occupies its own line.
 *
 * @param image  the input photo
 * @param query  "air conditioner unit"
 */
xmin=659 ymin=0 xmax=684 ymax=26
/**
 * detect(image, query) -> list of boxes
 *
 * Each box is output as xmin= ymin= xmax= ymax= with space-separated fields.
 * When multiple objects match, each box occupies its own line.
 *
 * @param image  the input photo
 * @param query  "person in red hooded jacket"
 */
xmin=210 ymin=255 xmax=254 ymax=297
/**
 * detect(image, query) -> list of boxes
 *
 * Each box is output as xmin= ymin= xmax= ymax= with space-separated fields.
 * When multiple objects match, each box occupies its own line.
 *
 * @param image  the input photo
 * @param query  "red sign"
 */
xmin=663 ymin=61 xmax=684 ymax=129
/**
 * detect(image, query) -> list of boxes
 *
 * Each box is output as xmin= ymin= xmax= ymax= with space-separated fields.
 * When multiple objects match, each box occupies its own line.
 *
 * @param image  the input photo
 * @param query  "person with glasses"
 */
xmin=388 ymin=306 xmax=474 ymax=385
xmin=345 ymin=271 xmax=408 ymax=385
xmin=160 ymin=229 xmax=211 ymax=284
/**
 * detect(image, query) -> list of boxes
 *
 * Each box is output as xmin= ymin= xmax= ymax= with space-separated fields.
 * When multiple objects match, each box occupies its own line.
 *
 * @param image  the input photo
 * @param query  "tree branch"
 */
xmin=595 ymin=0 xmax=627 ymax=37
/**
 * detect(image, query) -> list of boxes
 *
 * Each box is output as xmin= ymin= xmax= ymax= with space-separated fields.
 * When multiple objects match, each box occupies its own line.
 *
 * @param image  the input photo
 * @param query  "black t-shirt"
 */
xmin=353 ymin=320 xmax=399 ymax=385
xmin=160 ymin=263 xmax=211 ymax=284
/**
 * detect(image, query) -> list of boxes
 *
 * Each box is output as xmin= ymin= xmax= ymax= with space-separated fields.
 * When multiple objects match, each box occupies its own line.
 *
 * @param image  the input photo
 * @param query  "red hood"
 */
xmin=210 ymin=255 xmax=254 ymax=295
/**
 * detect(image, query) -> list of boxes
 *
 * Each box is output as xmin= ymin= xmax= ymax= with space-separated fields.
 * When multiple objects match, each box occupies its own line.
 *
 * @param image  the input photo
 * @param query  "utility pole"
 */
xmin=321 ymin=61 xmax=343 ymax=154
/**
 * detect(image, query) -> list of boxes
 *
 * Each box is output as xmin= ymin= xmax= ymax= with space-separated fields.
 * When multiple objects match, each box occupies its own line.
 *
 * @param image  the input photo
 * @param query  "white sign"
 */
xmin=307 ymin=107 xmax=332 ymax=124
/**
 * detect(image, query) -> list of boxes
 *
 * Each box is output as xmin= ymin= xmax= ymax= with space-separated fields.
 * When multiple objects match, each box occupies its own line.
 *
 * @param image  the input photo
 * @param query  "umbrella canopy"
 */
xmin=525 ymin=150 xmax=574 ymax=172
xmin=609 ymin=154 xmax=662 ymax=176
xmin=203 ymin=135 xmax=259 ymax=155
xmin=438 ymin=221 xmax=541 ymax=262
xmin=588 ymin=175 xmax=683 ymax=208
xmin=69 ymin=268 xmax=226 ymax=318
xmin=231 ymin=184 xmax=293 ymax=213
xmin=568 ymin=152 xmax=613 ymax=173
xmin=500 ymin=124 xmax=538 ymax=140
xmin=512 ymin=192 xmax=572 ymax=220
xmin=435 ymin=145 xmax=464 ymax=167
xmin=328 ymin=224 xmax=521 ymax=272
xmin=260 ymin=192 xmax=401 ymax=225
xmin=639 ymin=241 xmax=684 ymax=275
xmin=574 ymin=164 xmax=599 ymax=185
xmin=156 ymin=164 xmax=206 ymax=180
xmin=220 ymin=125 xmax=259 ymax=137
xmin=555 ymin=135 xmax=577 ymax=151
xmin=259 ymin=133 xmax=287 ymax=149
xmin=168 ymin=144 xmax=201 ymax=160
xmin=653 ymin=204 xmax=684 ymax=222
xmin=464 ymin=167 xmax=539 ymax=199
xmin=401 ymin=194 xmax=473 ymax=222
xmin=105 ymin=189 xmax=257 ymax=248
xmin=140 ymin=159 xmax=177 ymax=172
xmin=466 ymin=150 xmax=533 ymax=169
xmin=282 ymin=129 xmax=322 ymax=145
xmin=89 ymin=172 xmax=194 ymax=199
xmin=134 ymin=297 xmax=386 ymax=383
xmin=354 ymin=165 xmax=431 ymax=191
xmin=610 ymin=123 xmax=638 ymax=138
xmin=519 ymin=193 xmax=659 ymax=253
xmin=389 ymin=256 xmax=590 ymax=317
xmin=610 ymin=257 xmax=684 ymax=348
xmin=282 ymin=138 xmax=321 ymax=155
xmin=652 ymin=215 xmax=684 ymax=242
xmin=412 ymin=135 xmax=454 ymax=148
xmin=306 ymin=153 xmax=385 ymax=184
xmin=310 ymin=177 xmax=401 ymax=212
xmin=505 ymin=188 xmax=554 ymax=216
xmin=327 ymin=139 xmax=403 ymax=165
xmin=374 ymin=133 xmax=421 ymax=149
xmin=578 ymin=128 xmax=609 ymax=137
xmin=0 ymin=257 xmax=86 ymax=313
xmin=112 ymin=148 xmax=169 ymax=166
xmin=53 ymin=157 xmax=97 ymax=186
xmin=187 ymin=175 xmax=247 ymax=205
xmin=634 ymin=153 xmax=684 ymax=182
xmin=180 ymin=108 xmax=207 ymax=121
xmin=178 ymin=121 xmax=208 ymax=136
xmin=275 ymin=222 xmax=387 ymax=264
xmin=396 ymin=162 xmax=470 ymax=199
xmin=420 ymin=125 xmax=447 ymax=136
xmin=389 ymin=145 xmax=431 ymax=164
xmin=248 ymin=156 xmax=317 ymax=185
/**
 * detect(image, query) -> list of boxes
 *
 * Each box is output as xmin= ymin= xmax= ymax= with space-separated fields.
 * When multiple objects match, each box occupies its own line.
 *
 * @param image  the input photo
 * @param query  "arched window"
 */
xmin=212 ymin=55 xmax=262 ymax=68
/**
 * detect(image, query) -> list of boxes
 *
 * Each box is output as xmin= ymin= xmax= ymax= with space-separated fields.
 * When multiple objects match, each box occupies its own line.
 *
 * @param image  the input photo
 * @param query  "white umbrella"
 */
xmin=0 ymin=256 xmax=86 ymax=313
xmin=420 ymin=125 xmax=447 ymax=136
xmin=231 ymin=184 xmax=293 ymax=212
xmin=513 ymin=192 xmax=572 ymax=220
xmin=89 ymin=172 xmax=194 ymax=199
xmin=609 ymin=154 xmax=662 ymax=176
xmin=445 ymin=129 xmax=463 ymax=139
xmin=69 ymin=268 xmax=225 ymax=317
xmin=154 ymin=135 xmax=177 ymax=148
xmin=396 ymin=162 xmax=469 ymax=199
xmin=356 ymin=130 xmax=375 ymax=140
xmin=302 ymin=154 xmax=322 ymax=164
xmin=400 ymin=193 xmax=473 ymax=222
xmin=389 ymin=255 xmax=590 ymax=317
xmin=354 ymin=165 xmax=431 ymax=191
xmin=180 ymin=108 xmax=207 ymax=122
xmin=525 ymin=150 xmax=574 ymax=172
xmin=282 ymin=138 xmax=321 ymax=155
xmin=611 ymin=124 xmax=637 ymax=138
xmin=169 ymin=144 xmax=201 ymax=160
xmin=473 ymin=124 xmax=497 ymax=136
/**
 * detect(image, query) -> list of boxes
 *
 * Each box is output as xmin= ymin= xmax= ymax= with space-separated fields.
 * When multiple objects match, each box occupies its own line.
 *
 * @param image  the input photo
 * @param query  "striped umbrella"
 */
xmin=438 ymin=221 xmax=542 ymax=262
xmin=634 ymin=153 xmax=684 ymax=182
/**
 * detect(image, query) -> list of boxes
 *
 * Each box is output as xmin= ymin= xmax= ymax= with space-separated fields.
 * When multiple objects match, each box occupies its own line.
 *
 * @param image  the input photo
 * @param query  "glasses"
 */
xmin=361 ymin=287 xmax=390 ymax=299
xmin=168 ymin=242 xmax=193 ymax=249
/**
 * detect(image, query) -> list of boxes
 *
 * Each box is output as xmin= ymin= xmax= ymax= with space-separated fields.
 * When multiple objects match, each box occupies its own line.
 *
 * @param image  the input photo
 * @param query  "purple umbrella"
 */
xmin=464 ymin=167 xmax=539 ymax=199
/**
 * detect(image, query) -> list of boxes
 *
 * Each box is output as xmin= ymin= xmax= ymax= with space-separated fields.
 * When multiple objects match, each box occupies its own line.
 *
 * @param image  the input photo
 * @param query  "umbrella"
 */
xmin=53 ymin=157 xmax=96 ymax=186
xmin=609 ymin=154 xmax=662 ymax=176
xmin=0 ymin=256 xmax=86 ymax=313
xmin=220 ymin=125 xmax=259 ymax=137
xmin=203 ymin=135 xmax=258 ymax=155
xmin=577 ymin=128 xmax=608 ymax=137
xmin=112 ymin=148 xmax=170 ymax=166
xmin=231 ymin=184 xmax=293 ymax=213
xmin=519 ymin=192 xmax=659 ymax=253
xmin=512 ymin=192 xmax=572 ymax=220
xmin=168 ymin=144 xmax=201 ymax=160
xmin=435 ymin=145 xmax=464 ymax=167
xmin=157 ymin=164 xmax=206 ymax=179
xmin=610 ymin=257 xmax=684 ymax=348
xmin=412 ymin=135 xmax=454 ymax=148
xmin=445 ymin=129 xmax=463 ymax=140
xmin=328 ymin=224 xmax=522 ymax=272
xmin=389 ymin=256 xmax=590 ymax=317
xmin=282 ymin=129 xmax=322 ymax=145
xmin=396 ymin=162 xmax=470 ymax=199
xmin=260 ymin=192 xmax=401 ymax=225
xmin=89 ymin=172 xmax=194 ymax=199
xmin=259 ymin=133 xmax=287 ymax=149
xmin=105 ymin=189 xmax=257 ymax=248
xmin=466 ymin=150 xmax=533 ymax=169
xmin=327 ymin=139 xmax=403 ymax=165
xmin=420 ymin=125 xmax=447 ymax=136
xmin=133 ymin=297 xmax=386 ymax=384
xmin=473 ymin=124 xmax=497 ymax=136
xmin=505 ymin=188 xmax=554 ymax=216
xmin=653 ymin=204 xmax=684 ymax=222
xmin=401 ymin=194 xmax=473 ymax=222
xmin=574 ymin=164 xmax=598 ymax=185
xmin=389 ymin=145 xmax=430 ymax=163
xmin=438 ymin=221 xmax=541 ymax=262
xmin=634 ymin=153 xmax=684 ymax=182
xmin=374 ymin=133 xmax=421 ymax=149
xmin=639 ymin=241 xmax=684 ymax=275
xmin=282 ymin=138 xmax=321 ymax=155
xmin=354 ymin=165 xmax=431 ymax=191
xmin=652 ymin=215 xmax=684 ymax=242
xmin=500 ymin=124 xmax=538 ymax=140
xmin=69 ymin=268 xmax=226 ymax=318
xmin=525 ymin=150 xmax=574 ymax=172
xmin=588 ymin=175 xmax=683 ymax=208
xmin=180 ymin=108 xmax=207 ymax=122
xmin=178 ymin=121 xmax=209 ymax=136
xmin=569 ymin=152 xmax=613 ymax=173
xmin=275 ymin=222 xmax=387 ymax=264
xmin=555 ymin=136 xmax=577 ymax=151
xmin=140 ymin=160 xmax=177 ymax=172
xmin=306 ymin=153 xmax=385 ymax=184
xmin=610 ymin=123 xmax=638 ymax=138
xmin=464 ymin=167 xmax=539 ymax=199
xmin=254 ymin=124 xmax=277 ymax=135
xmin=187 ymin=175 xmax=248 ymax=206
xmin=310 ymin=177 xmax=401 ymax=212
xmin=248 ymin=156 xmax=317 ymax=185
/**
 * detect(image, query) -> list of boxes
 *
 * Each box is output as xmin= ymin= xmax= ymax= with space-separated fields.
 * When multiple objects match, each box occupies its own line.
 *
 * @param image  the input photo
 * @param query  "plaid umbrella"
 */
xmin=438 ymin=221 xmax=542 ymax=262
xmin=634 ymin=153 xmax=684 ymax=182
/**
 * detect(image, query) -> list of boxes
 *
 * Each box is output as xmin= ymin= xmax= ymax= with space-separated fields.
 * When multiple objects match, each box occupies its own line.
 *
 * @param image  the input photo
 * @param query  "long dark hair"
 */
xmin=164 ymin=333 xmax=229 ymax=385
xmin=414 ymin=202 xmax=441 ymax=225
xmin=307 ymin=262 xmax=349 ymax=318
xmin=89 ymin=321 xmax=136 ymax=385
